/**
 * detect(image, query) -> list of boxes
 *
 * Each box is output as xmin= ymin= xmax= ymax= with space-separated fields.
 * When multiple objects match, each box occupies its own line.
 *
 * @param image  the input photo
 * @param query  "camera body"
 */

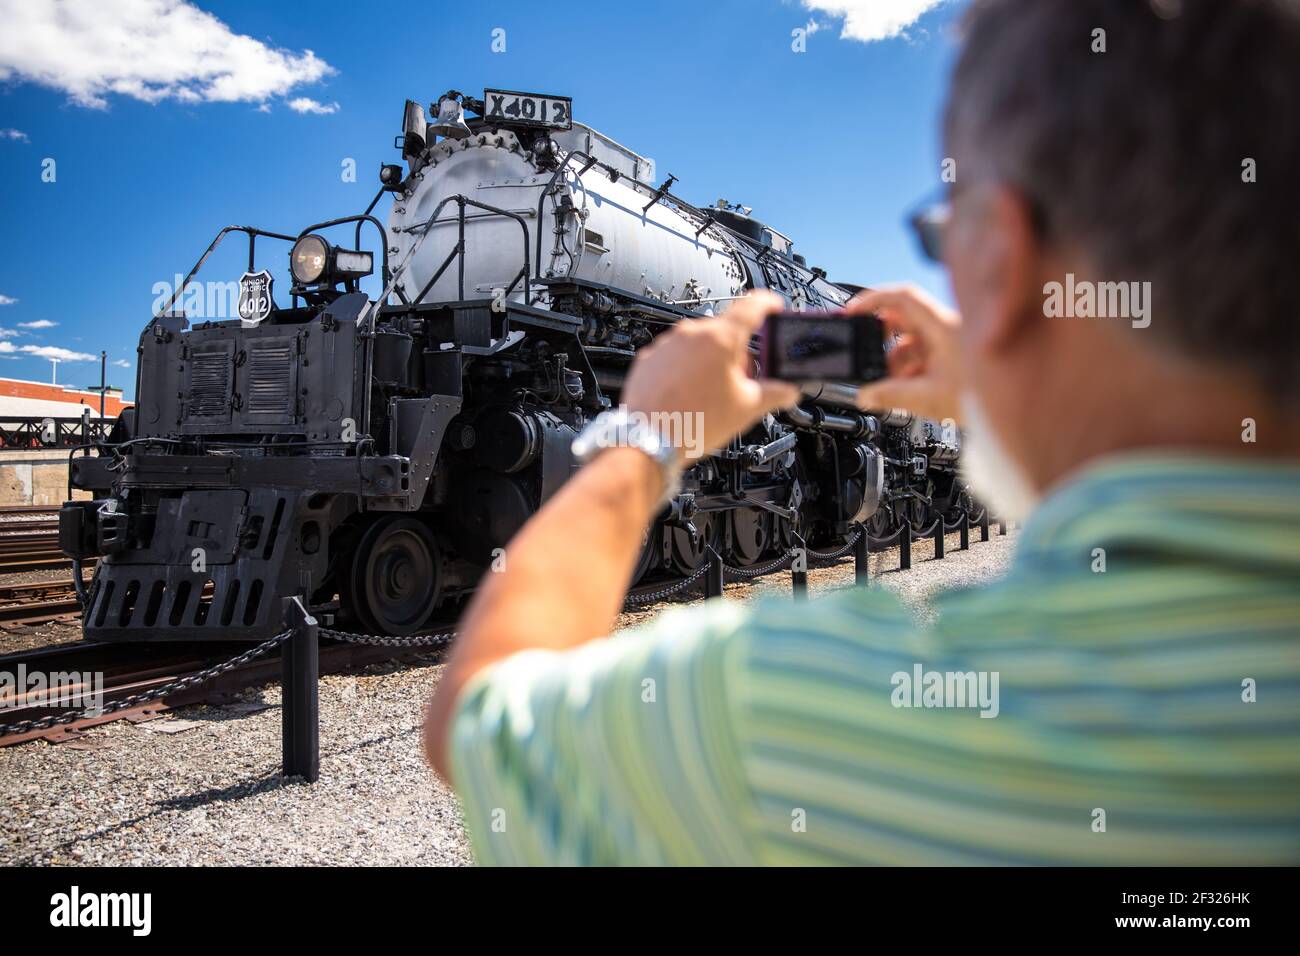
xmin=759 ymin=310 xmax=887 ymax=386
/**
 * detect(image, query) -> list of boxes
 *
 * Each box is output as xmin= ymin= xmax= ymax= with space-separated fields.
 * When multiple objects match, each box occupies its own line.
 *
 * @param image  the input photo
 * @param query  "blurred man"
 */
xmin=425 ymin=0 xmax=1300 ymax=864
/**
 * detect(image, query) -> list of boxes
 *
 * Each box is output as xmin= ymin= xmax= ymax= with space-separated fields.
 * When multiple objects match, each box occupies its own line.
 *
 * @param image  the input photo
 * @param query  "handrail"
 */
xmin=532 ymin=148 xmax=761 ymax=287
xmin=296 ymin=213 xmax=396 ymax=303
xmin=405 ymin=194 xmax=532 ymax=306
xmin=145 ymin=225 xmax=298 ymax=424
xmin=153 ymin=225 xmax=298 ymax=320
xmin=535 ymin=150 xmax=599 ymax=279
xmin=357 ymin=193 xmax=530 ymax=442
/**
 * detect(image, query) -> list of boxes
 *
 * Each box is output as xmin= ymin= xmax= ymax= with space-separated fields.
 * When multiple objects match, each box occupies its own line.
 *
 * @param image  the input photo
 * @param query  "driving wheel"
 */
xmin=728 ymin=508 xmax=772 ymax=566
xmin=348 ymin=516 xmax=441 ymax=635
xmin=668 ymin=511 xmax=721 ymax=574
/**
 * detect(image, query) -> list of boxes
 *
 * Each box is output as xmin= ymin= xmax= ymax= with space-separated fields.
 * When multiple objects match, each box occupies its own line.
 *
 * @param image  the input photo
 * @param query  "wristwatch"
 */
xmin=571 ymin=409 xmax=684 ymax=511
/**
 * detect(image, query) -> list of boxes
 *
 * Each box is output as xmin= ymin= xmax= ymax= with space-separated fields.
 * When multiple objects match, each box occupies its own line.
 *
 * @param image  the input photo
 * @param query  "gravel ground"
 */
xmin=0 ymin=529 xmax=1017 ymax=866
xmin=0 ymin=620 xmax=83 ymax=654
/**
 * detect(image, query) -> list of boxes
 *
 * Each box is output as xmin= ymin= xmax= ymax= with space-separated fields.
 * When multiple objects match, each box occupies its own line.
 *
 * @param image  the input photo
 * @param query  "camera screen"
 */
xmin=775 ymin=317 xmax=855 ymax=378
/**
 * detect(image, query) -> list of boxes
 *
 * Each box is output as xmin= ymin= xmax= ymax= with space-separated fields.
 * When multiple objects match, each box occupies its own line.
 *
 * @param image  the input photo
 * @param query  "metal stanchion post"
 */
xmin=959 ymin=512 xmax=970 ymax=551
xmin=705 ymin=547 xmax=724 ymax=599
xmin=281 ymin=597 xmax=319 ymax=782
xmin=792 ymin=542 xmax=808 ymax=600
xmin=854 ymin=528 xmax=870 ymax=586
xmin=933 ymin=519 xmax=945 ymax=560
xmin=900 ymin=522 xmax=912 ymax=571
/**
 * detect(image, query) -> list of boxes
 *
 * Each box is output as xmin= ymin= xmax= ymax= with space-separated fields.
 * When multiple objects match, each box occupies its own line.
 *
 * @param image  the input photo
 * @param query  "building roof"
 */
xmin=0 ymin=376 xmax=131 ymax=419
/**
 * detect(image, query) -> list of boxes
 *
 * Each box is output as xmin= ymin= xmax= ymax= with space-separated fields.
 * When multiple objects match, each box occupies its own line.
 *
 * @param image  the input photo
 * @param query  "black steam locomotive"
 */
xmin=58 ymin=88 xmax=967 ymax=640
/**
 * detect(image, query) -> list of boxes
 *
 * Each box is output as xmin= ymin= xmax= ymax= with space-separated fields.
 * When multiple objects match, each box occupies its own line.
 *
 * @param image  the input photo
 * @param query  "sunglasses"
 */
xmin=907 ymin=199 xmax=951 ymax=264
xmin=907 ymin=186 xmax=1049 ymax=265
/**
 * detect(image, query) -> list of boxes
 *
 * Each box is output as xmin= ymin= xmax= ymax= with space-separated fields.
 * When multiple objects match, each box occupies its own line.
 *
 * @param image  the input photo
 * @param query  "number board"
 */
xmin=482 ymin=89 xmax=572 ymax=130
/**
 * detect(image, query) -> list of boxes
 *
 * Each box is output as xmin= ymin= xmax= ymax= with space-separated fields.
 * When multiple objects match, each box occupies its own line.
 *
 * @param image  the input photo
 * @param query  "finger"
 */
xmin=721 ymin=289 xmax=783 ymax=336
xmin=856 ymin=377 xmax=937 ymax=414
xmin=755 ymin=378 xmax=801 ymax=411
xmin=887 ymin=338 xmax=927 ymax=378
xmin=848 ymin=285 xmax=950 ymax=338
xmin=731 ymin=376 xmax=801 ymax=437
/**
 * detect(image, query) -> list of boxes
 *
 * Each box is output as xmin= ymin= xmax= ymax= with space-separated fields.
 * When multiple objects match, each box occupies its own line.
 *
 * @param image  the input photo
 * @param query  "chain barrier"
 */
xmin=623 ymin=558 xmax=712 ymax=606
xmin=720 ymin=526 xmax=867 ymax=578
xmin=915 ymin=518 xmax=943 ymax=539
xmin=803 ymin=527 xmax=864 ymax=563
xmin=0 ymin=629 xmax=293 ymax=739
xmin=722 ymin=548 xmax=797 ymax=578
xmin=319 ymin=626 xmax=456 ymax=649
xmin=867 ymin=528 xmax=903 ymax=550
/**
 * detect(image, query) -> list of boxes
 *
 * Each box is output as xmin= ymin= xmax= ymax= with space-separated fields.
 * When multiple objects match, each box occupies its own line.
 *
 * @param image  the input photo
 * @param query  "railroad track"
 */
xmin=0 ymin=506 xmax=85 ymax=625
xmin=0 ymin=508 xmax=69 ymax=574
xmin=0 ymin=504 xmax=85 ymax=624
xmin=0 ymin=578 xmax=82 ymax=625
xmin=0 ymin=630 xmax=453 ymax=747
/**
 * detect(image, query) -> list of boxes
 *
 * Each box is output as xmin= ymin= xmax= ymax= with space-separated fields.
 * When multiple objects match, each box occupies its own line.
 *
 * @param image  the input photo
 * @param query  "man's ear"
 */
xmin=967 ymin=185 xmax=1043 ymax=354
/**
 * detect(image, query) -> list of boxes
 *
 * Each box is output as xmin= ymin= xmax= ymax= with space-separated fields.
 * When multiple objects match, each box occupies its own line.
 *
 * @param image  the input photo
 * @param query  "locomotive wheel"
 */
xmin=774 ymin=511 xmax=801 ymax=554
xmin=903 ymin=497 xmax=932 ymax=533
xmin=668 ymin=512 xmax=721 ymax=574
xmin=728 ymin=508 xmax=771 ymax=566
xmin=865 ymin=505 xmax=894 ymax=540
xmin=945 ymin=486 xmax=975 ymax=524
xmin=348 ymin=516 xmax=441 ymax=636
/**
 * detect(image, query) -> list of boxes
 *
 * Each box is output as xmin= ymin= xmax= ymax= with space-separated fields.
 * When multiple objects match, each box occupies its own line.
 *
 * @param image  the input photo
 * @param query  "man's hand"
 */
xmin=849 ymin=285 xmax=964 ymax=424
xmin=622 ymin=290 xmax=800 ymax=455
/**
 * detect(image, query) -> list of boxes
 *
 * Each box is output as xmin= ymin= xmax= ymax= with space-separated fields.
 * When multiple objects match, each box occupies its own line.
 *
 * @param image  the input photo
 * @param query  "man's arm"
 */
xmin=423 ymin=291 xmax=798 ymax=780
xmin=422 ymin=446 xmax=661 ymax=779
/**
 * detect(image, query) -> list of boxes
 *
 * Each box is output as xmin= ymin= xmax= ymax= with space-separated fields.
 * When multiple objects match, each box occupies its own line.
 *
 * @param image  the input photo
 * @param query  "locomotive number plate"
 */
xmin=483 ymin=89 xmax=572 ymax=130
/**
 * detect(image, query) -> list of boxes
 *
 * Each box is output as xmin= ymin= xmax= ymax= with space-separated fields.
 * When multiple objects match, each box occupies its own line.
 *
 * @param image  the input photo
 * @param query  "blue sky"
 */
xmin=0 ymin=0 xmax=964 ymax=399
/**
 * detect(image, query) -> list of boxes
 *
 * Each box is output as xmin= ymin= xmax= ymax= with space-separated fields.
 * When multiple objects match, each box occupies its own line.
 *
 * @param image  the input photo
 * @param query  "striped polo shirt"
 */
xmin=449 ymin=454 xmax=1300 ymax=864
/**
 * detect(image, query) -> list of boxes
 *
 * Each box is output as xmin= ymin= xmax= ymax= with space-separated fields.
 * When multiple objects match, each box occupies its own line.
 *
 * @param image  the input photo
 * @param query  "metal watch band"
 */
xmin=571 ymin=410 xmax=683 ymax=509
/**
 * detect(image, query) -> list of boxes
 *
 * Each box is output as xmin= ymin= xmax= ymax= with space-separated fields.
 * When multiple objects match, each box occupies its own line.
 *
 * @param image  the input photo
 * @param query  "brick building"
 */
xmin=0 ymin=377 xmax=131 ymax=420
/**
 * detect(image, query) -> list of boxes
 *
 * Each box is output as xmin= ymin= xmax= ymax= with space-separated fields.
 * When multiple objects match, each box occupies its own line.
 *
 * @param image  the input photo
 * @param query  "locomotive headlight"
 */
xmin=291 ymin=234 xmax=330 ymax=285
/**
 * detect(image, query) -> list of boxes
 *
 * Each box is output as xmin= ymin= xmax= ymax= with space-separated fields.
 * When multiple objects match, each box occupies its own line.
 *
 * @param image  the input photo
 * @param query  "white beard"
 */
xmin=958 ymin=392 xmax=1040 ymax=523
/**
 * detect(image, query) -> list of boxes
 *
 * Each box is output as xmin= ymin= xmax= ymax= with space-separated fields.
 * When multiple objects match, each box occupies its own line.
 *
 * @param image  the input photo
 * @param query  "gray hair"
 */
xmin=945 ymin=0 xmax=1300 ymax=404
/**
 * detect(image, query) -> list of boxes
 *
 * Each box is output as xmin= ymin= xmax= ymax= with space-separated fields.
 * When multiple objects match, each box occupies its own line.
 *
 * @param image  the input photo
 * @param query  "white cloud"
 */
xmin=798 ymin=0 xmax=951 ymax=43
xmin=0 ymin=0 xmax=335 ymax=109
xmin=0 ymin=328 xmax=18 ymax=338
xmin=0 ymin=128 xmax=28 ymax=142
xmin=12 ymin=344 xmax=99 ymax=361
xmin=0 ymin=294 xmax=16 ymax=305
xmin=286 ymin=97 xmax=339 ymax=115
xmin=113 ymin=359 xmax=132 ymax=368
xmin=17 ymin=319 xmax=55 ymax=329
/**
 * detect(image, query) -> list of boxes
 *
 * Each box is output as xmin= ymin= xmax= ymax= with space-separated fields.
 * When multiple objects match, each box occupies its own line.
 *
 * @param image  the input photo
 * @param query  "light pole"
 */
xmin=49 ymin=357 xmax=59 ymax=385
